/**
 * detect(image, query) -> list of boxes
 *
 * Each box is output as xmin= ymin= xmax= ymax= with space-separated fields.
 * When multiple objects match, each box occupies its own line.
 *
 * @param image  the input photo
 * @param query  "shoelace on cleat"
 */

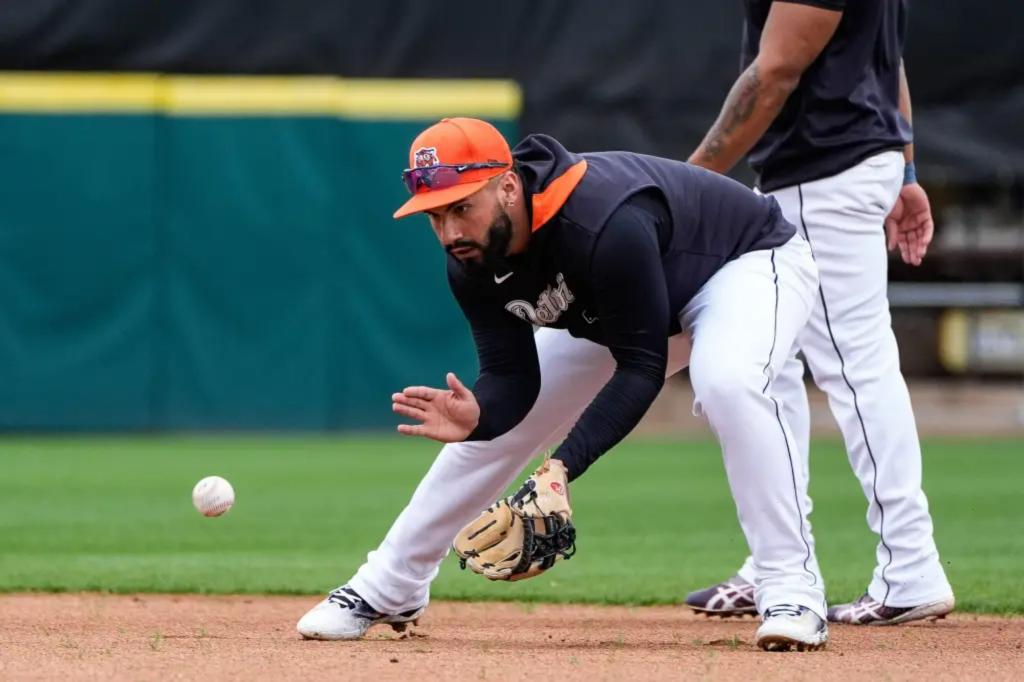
xmin=764 ymin=605 xmax=805 ymax=619
xmin=327 ymin=587 xmax=363 ymax=610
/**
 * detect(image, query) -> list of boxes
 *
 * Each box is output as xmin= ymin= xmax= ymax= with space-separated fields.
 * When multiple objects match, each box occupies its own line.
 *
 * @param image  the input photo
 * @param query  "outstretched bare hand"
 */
xmin=392 ymin=372 xmax=480 ymax=442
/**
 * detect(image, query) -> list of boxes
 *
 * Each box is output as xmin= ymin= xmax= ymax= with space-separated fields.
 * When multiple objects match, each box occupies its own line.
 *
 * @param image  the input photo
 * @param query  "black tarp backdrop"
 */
xmin=0 ymin=0 xmax=1021 ymax=182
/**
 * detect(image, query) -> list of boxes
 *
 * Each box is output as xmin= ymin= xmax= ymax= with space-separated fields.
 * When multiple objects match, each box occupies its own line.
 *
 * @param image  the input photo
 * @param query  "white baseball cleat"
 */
xmin=755 ymin=604 xmax=829 ymax=652
xmin=296 ymin=585 xmax=425 ymax=641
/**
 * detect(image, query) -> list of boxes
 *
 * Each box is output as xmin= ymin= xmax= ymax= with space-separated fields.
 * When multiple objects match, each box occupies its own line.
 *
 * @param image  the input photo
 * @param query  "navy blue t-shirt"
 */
xmin=742 ymin=0 xmax=912 ymax=191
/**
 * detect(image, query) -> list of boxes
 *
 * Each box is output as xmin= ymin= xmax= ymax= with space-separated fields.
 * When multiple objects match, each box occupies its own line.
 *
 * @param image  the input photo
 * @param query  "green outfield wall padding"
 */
xmin=0 ymin=114 xmax=516 ymax=429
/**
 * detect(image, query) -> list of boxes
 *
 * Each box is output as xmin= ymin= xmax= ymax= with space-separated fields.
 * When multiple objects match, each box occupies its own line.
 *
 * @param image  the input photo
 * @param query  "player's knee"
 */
xmin=690 ymin=361 xmax=762 ymax=417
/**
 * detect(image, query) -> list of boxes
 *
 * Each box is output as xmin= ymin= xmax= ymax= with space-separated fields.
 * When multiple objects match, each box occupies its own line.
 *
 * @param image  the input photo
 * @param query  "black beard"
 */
xmin=451 ymin=209 xmax=513 ymax=277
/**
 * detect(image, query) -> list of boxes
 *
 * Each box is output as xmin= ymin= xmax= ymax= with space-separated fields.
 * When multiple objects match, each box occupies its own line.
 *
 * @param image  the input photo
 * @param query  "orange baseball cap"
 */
xmin=393 ymin=117 xmax=513 ymax=219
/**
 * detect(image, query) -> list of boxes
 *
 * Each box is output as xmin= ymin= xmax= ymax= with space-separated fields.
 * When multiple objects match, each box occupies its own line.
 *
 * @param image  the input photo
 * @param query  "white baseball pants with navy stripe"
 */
xmin=735 ymin=151 xmax=953 ymax=607
xmin=350 ymin=234 xmax=828 ymax=618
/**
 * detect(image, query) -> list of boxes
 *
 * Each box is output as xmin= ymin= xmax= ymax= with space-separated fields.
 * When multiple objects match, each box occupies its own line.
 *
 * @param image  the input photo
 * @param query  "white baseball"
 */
xmin=192 ymin=476 xmax=235 ymax=517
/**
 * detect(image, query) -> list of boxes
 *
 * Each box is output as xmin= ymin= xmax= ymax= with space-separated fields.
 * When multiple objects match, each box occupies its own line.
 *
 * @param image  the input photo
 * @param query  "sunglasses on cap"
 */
xmin=402 ymin=162 xmax=509 ymax=195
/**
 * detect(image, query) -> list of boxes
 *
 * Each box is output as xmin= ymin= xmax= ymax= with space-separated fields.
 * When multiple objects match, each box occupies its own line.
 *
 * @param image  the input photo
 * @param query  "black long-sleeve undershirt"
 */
xmin=458 ymin=294 xmax=540 ymax=441
xmin=452 ymin=193 xmax=671 ymax=481
xmin=549 ymin=199 xmax=669 ymax=480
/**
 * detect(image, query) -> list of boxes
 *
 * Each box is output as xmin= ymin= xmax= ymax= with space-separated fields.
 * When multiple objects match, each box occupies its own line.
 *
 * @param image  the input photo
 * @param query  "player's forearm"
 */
xmin=688 ymin=60 xmax=799 ymax=174
xmin=552 ymin=364 xmax=665 ymax=482
xmin=465 ymin=368 xmax=540 ymax=441
xmin=898 ymin=60 xmax=914 ymax=164
xmin=461 ymin=313 xmax=542 ymax=441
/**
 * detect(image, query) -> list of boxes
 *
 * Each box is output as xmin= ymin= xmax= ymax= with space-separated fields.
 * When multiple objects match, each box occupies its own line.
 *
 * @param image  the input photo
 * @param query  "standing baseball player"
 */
xmin=297 ymin=117 xmax=830 ymax=651
xmin=682 ymin=0 xmax=954 ymax=624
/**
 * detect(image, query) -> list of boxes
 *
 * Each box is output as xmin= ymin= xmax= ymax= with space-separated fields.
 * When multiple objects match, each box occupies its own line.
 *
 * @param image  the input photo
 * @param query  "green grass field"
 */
xmin=1 ymin=436 xmax=1020 ymax=613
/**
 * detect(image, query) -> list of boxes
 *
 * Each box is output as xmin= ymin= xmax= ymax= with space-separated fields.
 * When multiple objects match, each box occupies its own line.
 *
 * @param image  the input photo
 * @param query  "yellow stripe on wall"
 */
xmin=0 ymin=72 xmax=522 ymax=119
xmin=0 ymin=73 xmax=159 ymax=112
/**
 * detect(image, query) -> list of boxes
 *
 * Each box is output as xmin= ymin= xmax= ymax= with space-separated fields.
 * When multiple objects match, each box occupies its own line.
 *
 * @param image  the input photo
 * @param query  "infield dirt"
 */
xmin=3 ymin=594 xmax=1023 ymax=681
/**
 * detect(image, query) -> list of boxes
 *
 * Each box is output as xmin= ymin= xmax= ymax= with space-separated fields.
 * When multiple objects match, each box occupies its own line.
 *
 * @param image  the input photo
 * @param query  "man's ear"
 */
xmin=499 ymin=170 xmax=520 ymax=206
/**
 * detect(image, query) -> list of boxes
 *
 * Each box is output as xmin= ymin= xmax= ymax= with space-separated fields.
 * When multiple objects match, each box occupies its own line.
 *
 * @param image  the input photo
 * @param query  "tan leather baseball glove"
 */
xmin=452 ymin=458 xmax=576 ymax=581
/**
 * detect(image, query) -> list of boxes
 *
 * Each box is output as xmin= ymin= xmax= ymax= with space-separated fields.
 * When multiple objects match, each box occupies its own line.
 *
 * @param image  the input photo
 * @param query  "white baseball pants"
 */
xmin=735 ymin=151 xmax=953 ymax=607
xmin=350 ymin=235 xmax=827 ymax=617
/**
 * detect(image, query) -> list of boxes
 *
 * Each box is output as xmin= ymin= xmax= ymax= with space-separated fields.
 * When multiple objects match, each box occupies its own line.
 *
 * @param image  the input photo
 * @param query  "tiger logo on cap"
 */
xmin=414 ymin=147 xmax=440 ymax=168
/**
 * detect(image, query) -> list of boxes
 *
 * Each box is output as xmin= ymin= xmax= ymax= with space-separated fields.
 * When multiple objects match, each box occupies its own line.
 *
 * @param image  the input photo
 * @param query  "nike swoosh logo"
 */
xmin=494 ymin=271 xmax=514 ymax=284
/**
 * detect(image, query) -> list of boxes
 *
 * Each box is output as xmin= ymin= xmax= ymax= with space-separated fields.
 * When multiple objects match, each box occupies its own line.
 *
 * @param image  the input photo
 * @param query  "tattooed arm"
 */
xmin=688 ymin=1 xmax=843 ymax=174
